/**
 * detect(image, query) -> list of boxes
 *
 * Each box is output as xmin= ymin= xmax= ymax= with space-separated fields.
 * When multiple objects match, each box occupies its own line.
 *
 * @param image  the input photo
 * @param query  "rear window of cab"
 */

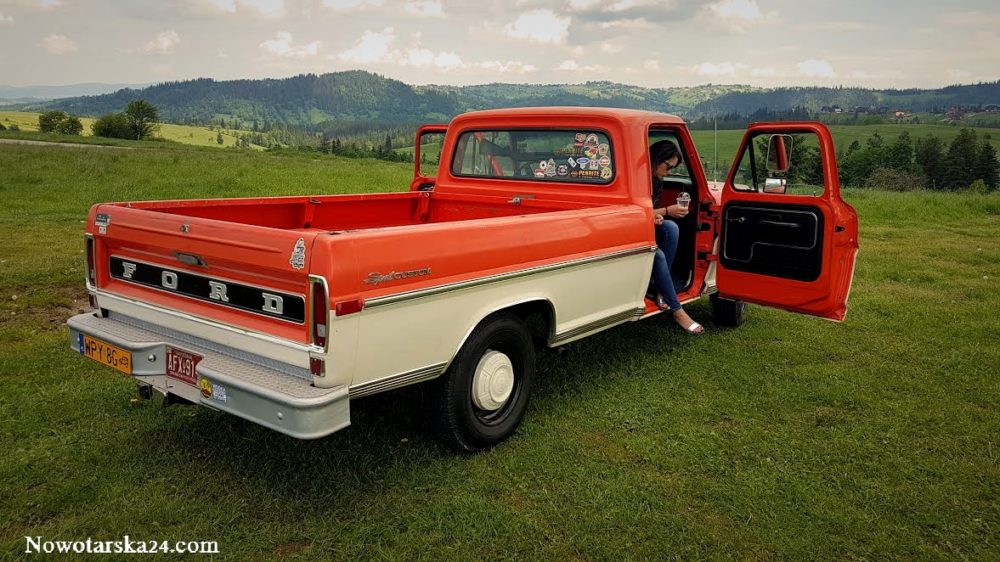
xmin=451 ymin=129 xmax=615 ymax=185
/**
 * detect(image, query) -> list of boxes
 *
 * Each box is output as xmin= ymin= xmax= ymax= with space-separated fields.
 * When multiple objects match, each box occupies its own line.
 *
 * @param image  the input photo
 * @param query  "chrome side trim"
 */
xmin=365 ymin=245 xmax=657 ymax=310
xmin=349 ymin=362 xmax=448 ymax=398
xmin=550 ymin=307 xmax=645 ymax=346
xmin=93 ymin=288 xmax=312 ymax=353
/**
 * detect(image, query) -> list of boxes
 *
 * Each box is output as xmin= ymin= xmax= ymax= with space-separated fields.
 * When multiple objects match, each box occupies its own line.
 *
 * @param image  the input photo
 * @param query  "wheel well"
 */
xmin=492 ymin=300 xmax=555 ymax=347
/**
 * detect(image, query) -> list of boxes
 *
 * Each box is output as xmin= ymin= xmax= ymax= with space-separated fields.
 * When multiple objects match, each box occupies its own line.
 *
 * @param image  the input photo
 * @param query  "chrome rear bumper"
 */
xmin=67 ymin=312 xmax=350 ymax=439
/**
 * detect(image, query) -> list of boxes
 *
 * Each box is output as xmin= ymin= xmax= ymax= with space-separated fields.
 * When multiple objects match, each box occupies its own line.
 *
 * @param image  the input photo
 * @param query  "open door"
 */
xmin=716 ymin=122 xmax=858 ymax=321
xmin=410 ymin=124 xmax=447 ymax=191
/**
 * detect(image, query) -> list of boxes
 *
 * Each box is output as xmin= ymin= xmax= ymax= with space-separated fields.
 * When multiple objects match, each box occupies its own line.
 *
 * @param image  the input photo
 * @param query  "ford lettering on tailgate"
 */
xmin=109 ymin=256 xmax=305 ymax=323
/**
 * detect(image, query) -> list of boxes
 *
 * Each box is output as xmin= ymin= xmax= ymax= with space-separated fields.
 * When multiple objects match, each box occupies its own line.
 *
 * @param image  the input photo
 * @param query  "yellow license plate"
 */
xmin=81 ymin=335 xmax=133 ymax=375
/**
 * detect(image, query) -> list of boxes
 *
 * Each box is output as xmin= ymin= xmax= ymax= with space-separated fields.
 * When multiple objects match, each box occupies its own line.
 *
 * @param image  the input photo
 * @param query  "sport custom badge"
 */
xmin=289 ymin=238 xmax=306 ymax=270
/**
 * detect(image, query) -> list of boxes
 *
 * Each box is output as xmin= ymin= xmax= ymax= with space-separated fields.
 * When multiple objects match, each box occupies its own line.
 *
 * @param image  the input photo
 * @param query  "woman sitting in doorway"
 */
xmin=649 ymin=139 xmax=704 ymax=335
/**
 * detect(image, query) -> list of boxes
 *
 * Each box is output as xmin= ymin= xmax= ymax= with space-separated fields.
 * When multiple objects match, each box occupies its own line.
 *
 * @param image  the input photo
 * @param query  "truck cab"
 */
xmin=68 ymin=107 xmax=858 ymax=451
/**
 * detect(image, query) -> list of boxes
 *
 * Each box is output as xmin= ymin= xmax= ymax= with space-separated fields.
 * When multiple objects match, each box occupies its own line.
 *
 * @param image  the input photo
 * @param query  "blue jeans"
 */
xmin=651 ymin=219 xmax=681 ymax=311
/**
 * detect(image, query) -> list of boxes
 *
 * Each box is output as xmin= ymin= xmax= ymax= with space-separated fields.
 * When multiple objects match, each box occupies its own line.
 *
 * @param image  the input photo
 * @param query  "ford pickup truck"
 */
xmin=68 ymin=107 xmax=858 ymax=451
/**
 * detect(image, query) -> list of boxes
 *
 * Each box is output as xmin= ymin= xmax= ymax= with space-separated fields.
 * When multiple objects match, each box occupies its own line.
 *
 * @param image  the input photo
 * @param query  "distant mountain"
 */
xmin=28 ymin=72 xmax=1000 ymax=130
xmin=0 ymin=82 xmax=149 ymax=103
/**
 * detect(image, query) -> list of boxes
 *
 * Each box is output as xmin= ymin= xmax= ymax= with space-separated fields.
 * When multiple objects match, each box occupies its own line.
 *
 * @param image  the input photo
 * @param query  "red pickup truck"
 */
xmin=68 ymin=107 xmax=858 ymax=451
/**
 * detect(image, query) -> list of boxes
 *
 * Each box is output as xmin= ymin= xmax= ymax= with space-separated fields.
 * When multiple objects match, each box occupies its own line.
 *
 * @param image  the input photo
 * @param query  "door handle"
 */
xmin=727 ymin=216 xmax=746 ymax=224
xmin=759 ymin=220 xmax=801 ymax=229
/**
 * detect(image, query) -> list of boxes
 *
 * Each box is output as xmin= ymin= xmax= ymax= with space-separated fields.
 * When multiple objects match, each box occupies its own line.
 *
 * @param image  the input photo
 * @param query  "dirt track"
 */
xmin=0 ymin=138 xmax=132 ymax=149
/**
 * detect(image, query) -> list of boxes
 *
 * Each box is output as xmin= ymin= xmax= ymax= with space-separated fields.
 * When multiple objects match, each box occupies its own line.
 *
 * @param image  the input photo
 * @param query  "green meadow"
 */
xmin=0 ymin=141 xmax=998 ymax=560
xmin=0 ymin=110 xmax=258 ymax=149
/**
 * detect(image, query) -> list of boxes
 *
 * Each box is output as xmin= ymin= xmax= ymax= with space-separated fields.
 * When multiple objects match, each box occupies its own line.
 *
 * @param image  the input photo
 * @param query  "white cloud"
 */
xmin=797 ymin=59 xmax=836 ymax=78
xmin=142 ymin=31 xmax=181 ymax=54
xmin=706 ymin=0 xmax=775 ymax=32
xmin=709 ymin=0 xmax=761 ymax=20
xmin=475 ymin=60 xmax=538 ymax=74
xmin=401 ymin=47 xmax=434 ymax=66
xmin=205 ymin=0 xmax=283 ymax=16
xmin=322 ymin=0 xmax=383 ymax=10
xmin=260 ymin=31 xmax=320 ymax=59
xmin=803 ymin=21 xmax=867 ymax=32
xmin=241 ymin=0 xmax=284 ymax=17
xmin=944 ymin=11 xmax=1000 ymax=27
xmin=555 ymin=59 xmax=604 ymax=72
xmin=691 ymin=61 xmax=742 ymax=77
xmin=404 ymin=0 xmax=444 ymax=17
xmin=503 ymin=10 xmax=570 ymax=45
xmin=642 ymin=59 xmax=660 ymax=71
xmin=38 ymin=0 xmax=61 ymax=7
xmin=217 ymin=48 xmax=230 ymax=59
xmin=599 ymin=18 xmax=650 ymax=30
xmin=434 ymin=51 xmax=462 ymax=70
xmin=206 ymin=0 xmax=236 ymax=12
xmin=41 ymin=34 xmax=78 ymax=55
xmin=751 ymin=66 xmax=777 ymax=77
xmin=567 ymin=0 xmax=600 ymax=9
xmin=338 ymin=27 xmax=394 ymax=63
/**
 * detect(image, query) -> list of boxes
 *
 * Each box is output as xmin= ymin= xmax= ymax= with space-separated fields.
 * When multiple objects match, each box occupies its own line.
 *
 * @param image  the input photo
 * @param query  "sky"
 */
xmin=0 ymin=0 xmax=997 ymax=89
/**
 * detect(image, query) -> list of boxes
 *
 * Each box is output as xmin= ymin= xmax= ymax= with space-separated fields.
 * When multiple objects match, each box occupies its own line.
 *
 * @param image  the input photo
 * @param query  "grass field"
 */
xmin=1 ymin=143 xmax=998 ymax=560
xmin=0 ymin=111 xmax=259 ymax=149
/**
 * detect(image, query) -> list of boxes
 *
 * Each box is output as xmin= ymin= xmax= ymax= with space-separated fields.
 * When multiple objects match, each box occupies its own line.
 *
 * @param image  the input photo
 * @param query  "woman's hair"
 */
xmin=649 ymin=139 xmax=682 ymax=168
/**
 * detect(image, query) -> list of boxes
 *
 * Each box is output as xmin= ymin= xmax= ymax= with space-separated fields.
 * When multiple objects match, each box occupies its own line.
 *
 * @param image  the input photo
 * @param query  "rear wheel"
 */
xmin=711 ymin=293 xmax=747 ymax=327
xmin=430 ymin=313 xmax=535 ymax=452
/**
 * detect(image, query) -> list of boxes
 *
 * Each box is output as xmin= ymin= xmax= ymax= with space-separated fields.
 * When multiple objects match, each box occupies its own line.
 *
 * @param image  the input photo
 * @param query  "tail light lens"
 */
xmin=85 ymin=235 xmax=97 ymax=287
xmin=310 ymin=276 xmax=329 ymax=349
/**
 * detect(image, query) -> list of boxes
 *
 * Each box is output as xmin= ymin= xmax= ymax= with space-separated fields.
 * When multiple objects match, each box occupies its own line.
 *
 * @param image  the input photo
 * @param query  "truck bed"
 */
xmin=131 ymin=191 xmax=591 ymax=232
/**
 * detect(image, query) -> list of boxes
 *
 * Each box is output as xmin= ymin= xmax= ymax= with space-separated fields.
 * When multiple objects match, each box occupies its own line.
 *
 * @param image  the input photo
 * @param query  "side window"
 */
xmin=451 ymin=129 xmax=615 ymax=184
xmin=732 ymin=132 xmax=825 ymax=196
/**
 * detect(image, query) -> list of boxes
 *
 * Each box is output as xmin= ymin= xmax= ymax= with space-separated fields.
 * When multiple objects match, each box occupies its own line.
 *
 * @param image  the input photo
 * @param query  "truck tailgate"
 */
xmin=89 ymin=202 xmax=319 ymax=344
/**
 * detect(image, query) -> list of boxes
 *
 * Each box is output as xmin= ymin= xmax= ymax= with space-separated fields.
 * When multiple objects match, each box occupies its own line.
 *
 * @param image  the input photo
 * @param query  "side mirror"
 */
xmin=763 ymin=177 xmax=787 ymax=194
xmin=765 ymin=134 xmax=793 ymax=173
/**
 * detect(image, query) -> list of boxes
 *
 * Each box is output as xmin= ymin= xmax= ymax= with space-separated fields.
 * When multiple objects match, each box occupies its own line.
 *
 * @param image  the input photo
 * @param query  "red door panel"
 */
xmin=716 ymin=122 xmax=859 ymax=321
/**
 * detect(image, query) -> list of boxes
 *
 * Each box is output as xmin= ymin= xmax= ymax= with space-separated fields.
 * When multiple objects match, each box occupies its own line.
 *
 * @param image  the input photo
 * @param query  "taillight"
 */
xmin=85 ymin=234 xmax=97 ymax=287
xmin=309 ymin=275 xmax=329 ymax=349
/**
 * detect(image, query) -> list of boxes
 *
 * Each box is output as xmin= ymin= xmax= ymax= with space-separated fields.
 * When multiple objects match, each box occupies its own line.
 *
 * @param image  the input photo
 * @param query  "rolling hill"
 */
xmin=23 ymin=71 xmax=1000 ymax=131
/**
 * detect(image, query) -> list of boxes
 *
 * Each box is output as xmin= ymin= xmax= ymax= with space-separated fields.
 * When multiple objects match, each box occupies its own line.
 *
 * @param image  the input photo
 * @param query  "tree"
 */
xmin=216 ymin=131 xmax=224 ymax=145
xmin=57 ymin=116 xmax=83 ymax=135
xmin=39 ymin=111 xmax=84 ymax=135
xmin=943 ymin=128 xmax=979 ymax=189
xmin=124 ymin=100 xmax=159 ymax=140
xmin=886 ymin=131 xmax=915 ymax=172
xmin=0 ymin=123 xmax=6 ymax=131
xmin=91 ymin=113 xmax=132 ymax=139
xmin=39 ymin=111 xmax=69 ymax=133
xmin=975 ymin=140 xmax=999 ymax=189
xmin=915 ymin=135 xmax=946 ymax=189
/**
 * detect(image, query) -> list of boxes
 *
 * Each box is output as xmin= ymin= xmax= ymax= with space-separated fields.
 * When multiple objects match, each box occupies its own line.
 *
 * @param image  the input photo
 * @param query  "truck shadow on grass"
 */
xmin=144 ymin=304 xmax=712 ymax=502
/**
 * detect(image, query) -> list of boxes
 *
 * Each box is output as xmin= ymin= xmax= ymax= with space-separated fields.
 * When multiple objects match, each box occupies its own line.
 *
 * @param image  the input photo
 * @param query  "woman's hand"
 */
xmin=654 ymin=214 xmax=664 ymax=225
xmin=666 ymin=204 xmax=689 ymax=219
